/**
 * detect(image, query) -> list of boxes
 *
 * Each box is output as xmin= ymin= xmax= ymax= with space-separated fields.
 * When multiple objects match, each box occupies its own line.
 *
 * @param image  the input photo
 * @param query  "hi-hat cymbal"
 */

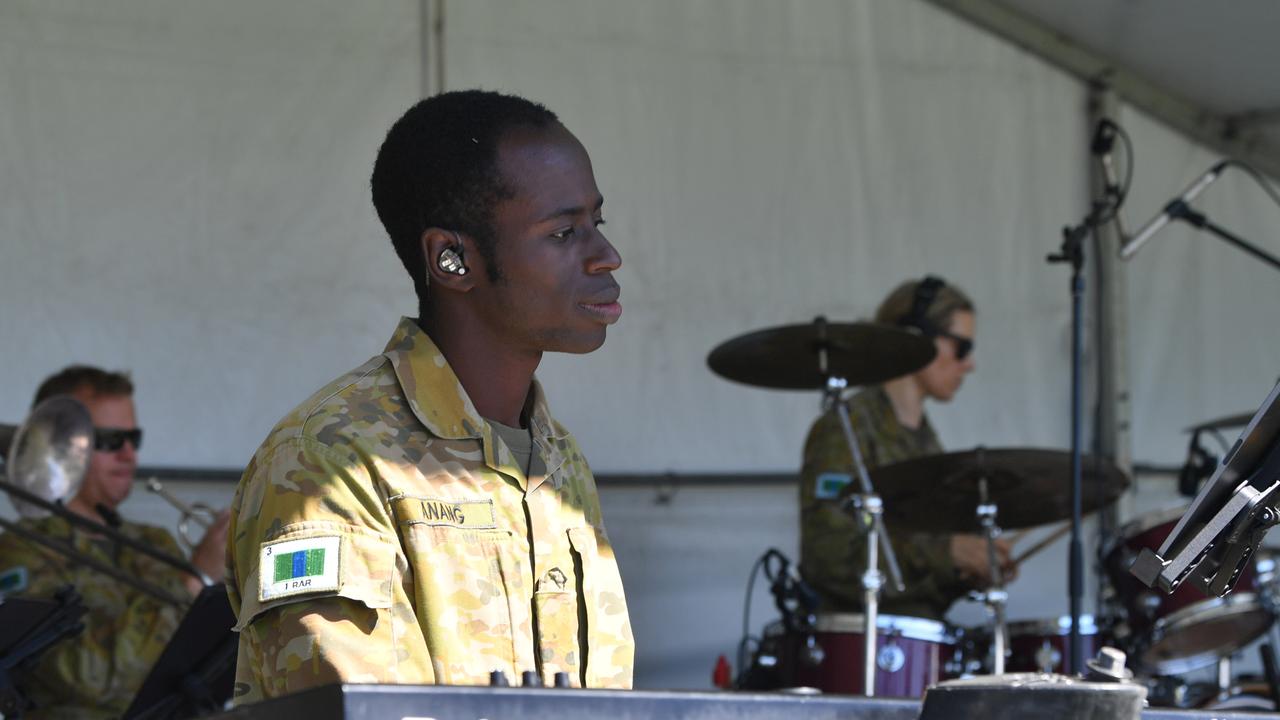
xmin=1185 ymin=412 xmax=1255 ymax=434
xmin=843 ymin=447 xmax=1129 ymax=532
xmin=707 ymin=317 xmax=936 ymax=390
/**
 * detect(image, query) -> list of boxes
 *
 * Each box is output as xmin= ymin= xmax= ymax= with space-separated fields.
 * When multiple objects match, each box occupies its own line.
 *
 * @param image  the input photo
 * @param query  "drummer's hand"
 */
xmin=950 ymin=534 xmax=1017 ymax=585
xmin=997 ymin=538 xmax=1019 ymax=583
xmin=184 ymin=509 xmax=231 ymax=596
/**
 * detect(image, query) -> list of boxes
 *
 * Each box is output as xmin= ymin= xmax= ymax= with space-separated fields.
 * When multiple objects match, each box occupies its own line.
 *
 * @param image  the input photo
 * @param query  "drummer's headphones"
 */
xmin=898 ymin=275 xmax=948 ymax=336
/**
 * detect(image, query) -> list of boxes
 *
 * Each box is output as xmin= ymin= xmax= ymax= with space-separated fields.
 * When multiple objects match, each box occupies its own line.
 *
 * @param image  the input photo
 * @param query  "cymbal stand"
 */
xmin=971 ymin=474 xmax=1009 ymax=674
xmin=825 ymin=376 xmax=905 ymax=696
xmin=1217 ymin=655 xmax=1233 ymax=700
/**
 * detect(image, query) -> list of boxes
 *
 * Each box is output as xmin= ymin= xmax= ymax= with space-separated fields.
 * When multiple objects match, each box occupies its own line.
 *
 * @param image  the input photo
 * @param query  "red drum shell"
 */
xmin=1104 ymin=506 xmax=1269 ymax=674
xmin=1005 ymin=615 xmax=1103 ymax=675
xmin=793 ymin=613 xmax=953 ymax=698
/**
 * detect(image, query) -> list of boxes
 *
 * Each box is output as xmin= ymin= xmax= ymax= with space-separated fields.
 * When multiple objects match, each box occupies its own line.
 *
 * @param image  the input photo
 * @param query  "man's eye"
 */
xmin=550 ymin=228 xmax=574 ymax=241
xmin=594 ymin=218 xmax=607 ymax=228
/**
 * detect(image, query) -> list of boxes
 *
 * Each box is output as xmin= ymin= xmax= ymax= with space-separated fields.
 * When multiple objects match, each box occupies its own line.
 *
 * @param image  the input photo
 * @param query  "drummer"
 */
xmin=799 ymin=275 xmax=1016 ymax=621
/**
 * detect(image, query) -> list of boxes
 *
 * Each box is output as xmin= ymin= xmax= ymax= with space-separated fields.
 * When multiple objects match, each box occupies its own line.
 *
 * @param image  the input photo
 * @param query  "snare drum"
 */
xmin=1005 ymin=615 xmax=1103 ymax=674
xmin=792 ymin=613 xmax=955 ymax=697
xmin=1103 ymin=506 xmax=1273 ymax=674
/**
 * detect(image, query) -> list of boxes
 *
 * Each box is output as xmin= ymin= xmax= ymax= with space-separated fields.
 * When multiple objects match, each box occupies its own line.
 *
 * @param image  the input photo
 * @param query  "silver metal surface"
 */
xmin=3 ymin=396 xmax=93 ymax=517
xmin=145 ymin=477 xmax=218 ymax=551
xmin=813 ymin=613 xmax=953 ymax=644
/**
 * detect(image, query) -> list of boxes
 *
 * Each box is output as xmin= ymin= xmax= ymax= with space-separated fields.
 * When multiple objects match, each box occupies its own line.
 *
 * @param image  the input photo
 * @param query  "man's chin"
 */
xmin=553 ymin=329 xmax=608 ymax=355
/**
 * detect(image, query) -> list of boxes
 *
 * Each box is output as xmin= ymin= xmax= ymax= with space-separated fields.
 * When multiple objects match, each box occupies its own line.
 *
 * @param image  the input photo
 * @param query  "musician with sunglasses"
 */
xmin=0 ymin=365 xmax=230 ymax=719
xmin=799 ymin=276 xmax=1015 ymax=622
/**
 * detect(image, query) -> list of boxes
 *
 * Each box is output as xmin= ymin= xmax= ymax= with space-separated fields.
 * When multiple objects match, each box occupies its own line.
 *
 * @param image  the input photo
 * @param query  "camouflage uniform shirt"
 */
xmin=0 ymin=515 xmax=188 ymax=719
xmin=226 ymin=318 xmax=634 ymax=704
xmin=799 ymin=386 xmax=970 ymax=620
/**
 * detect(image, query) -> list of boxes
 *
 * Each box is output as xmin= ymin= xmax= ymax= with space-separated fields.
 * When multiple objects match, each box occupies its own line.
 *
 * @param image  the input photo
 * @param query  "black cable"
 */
xmin=736 ymin=549 xmax=792 ymax=687
xmin=1087 ymin=118 xmax=1135 ymax=466
xmin=736 ymin=551 xmax=770 ymax=683
xmin=1090 ymin=119 xmax=1136 ymax=226
xmin=1225 ymin=159 xmax=1280 ymax=210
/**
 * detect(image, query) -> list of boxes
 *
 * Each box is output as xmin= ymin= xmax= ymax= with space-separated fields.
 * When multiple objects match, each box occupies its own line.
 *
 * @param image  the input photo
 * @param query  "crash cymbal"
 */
xmin=1185 ymin=412 xmax=1255 ymax=434
xmin=844 ymin=447 xmax=1129 ymax=532
xmin=707 ymin=317 xmax=936 ymax=390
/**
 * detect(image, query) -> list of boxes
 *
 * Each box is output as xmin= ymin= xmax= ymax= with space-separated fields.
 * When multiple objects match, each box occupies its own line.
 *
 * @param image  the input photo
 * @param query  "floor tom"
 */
xmin=1103 ymin=506 xmax=1272 ymax=674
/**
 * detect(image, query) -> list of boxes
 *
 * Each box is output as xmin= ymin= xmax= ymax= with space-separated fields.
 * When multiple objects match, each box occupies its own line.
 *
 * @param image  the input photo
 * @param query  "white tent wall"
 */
xmin=0 ymin=0 xmax=423 ymax=462
xmin=2 ymin=0 xmax=1278 ymax=692
xmin=1119 ymin=103 xmax=1280 ymax=466
xmin=445 ymin=0 xmax=1091 ymax=473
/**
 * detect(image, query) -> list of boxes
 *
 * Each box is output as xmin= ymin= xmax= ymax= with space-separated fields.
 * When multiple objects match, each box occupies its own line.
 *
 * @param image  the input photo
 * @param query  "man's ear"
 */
xmin=420 ymin=228 xmax=478 ymax=292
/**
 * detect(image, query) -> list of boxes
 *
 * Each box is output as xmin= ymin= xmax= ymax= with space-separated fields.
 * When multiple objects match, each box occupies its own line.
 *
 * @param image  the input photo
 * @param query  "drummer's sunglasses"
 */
xmin=94 ymin=427 xmax=143 ymax=452
xmin=936 ymin=330 xmax=974 ymax=361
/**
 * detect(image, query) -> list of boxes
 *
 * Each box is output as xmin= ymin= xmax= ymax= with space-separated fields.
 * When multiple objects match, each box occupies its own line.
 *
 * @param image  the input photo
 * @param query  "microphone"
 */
xmin=786 ymin=564 xmax=821 ymax=614
xmin=1091 ymin=119 xmax=1128 ymax=237
xmin=1090 ymin=118 xmax=1118 ymax=158
xmin=1119 ymin=160 xmax=1229 ymax=261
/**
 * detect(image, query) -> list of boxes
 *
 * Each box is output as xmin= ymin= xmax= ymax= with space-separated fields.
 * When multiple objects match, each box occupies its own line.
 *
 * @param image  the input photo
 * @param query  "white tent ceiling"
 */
xmin=929 ymin=0 xmax=1280 ymax=177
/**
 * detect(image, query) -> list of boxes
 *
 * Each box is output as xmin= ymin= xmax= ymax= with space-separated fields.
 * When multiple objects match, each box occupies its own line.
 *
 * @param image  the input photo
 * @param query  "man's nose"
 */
xmin=586 ymin=230 xmax=621 ymax=274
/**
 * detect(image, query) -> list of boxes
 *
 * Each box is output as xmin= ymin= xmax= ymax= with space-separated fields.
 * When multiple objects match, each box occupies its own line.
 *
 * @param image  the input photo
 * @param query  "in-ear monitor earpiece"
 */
xmin=438 ymin=247 xmax=468 ymax=276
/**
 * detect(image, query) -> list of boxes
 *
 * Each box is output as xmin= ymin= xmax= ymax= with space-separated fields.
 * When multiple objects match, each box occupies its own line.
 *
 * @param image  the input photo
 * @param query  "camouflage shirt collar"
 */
xmin=382 ymin=317 xmax=567 ymax=443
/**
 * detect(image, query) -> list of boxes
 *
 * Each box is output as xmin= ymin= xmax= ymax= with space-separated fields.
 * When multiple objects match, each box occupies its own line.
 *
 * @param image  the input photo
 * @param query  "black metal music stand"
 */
xmin=1131 ymin=381 xmax=1280 ymax=599
xmin=0 ymin=587 xmax=87 ymax=719
xmin=124 ymin=584 xmax=237 ymax=720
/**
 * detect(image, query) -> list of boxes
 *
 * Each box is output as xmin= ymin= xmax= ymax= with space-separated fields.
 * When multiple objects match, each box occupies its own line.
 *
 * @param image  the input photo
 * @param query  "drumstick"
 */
xmin=1004 ymin=528 xmax=1032 ymax=546
xmin=1012 ymin=522 xmax=1073 ymax=567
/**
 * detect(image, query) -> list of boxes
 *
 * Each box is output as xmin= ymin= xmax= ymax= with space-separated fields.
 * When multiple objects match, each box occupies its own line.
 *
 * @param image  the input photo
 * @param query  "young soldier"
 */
xmin=800 ymin=277 xmax=1015 ymax=620
xmin=226 ymin=91 xmax=633 ymax=703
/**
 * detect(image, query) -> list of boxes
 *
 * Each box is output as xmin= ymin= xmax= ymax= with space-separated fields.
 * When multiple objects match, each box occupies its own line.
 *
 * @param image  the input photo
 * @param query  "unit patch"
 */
xmin=815 ymin=472 xmax=853 ymax=500
xmin=0 ymin=565 xmax=28 ymax=594
xmin=258 ymin=535 xmax=341 ymax=602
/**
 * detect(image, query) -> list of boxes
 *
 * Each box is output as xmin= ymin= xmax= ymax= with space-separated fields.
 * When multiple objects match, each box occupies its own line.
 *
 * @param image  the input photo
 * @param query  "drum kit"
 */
xmin=711 ymin=317 xmax=1280 ymax=709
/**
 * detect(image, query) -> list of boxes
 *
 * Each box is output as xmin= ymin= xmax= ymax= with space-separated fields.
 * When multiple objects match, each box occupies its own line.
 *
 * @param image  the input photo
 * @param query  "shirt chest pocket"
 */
xmin=401 ymin=522 xmax=523 ymax=683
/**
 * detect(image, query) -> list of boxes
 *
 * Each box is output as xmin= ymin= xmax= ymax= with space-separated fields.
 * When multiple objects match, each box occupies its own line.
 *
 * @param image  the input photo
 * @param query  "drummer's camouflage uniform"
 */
xmin=0 ymin=515 xmax=187 ymax=719
xmin=226 ymin=318 xmax=634 ymax=704
xmin=799 ymin=386 xmax=969 ymax=620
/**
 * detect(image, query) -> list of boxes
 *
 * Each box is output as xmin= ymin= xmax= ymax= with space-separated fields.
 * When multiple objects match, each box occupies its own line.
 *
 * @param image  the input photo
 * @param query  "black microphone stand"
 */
xmin=1165 ymin=200 xmax=1280 ymax=272
xmin=1048 ymin=181 xmax=1117 ymax=674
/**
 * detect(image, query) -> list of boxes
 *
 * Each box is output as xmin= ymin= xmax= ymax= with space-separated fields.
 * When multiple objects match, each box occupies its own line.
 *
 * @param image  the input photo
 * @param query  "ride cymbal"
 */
xmin=708 ymin=317 xmax=936 ymax=390
xmin=1185 ymin=412 xmax=1255 ymax=434
xmin=844 ymin=447 xmax=1129 ymax=532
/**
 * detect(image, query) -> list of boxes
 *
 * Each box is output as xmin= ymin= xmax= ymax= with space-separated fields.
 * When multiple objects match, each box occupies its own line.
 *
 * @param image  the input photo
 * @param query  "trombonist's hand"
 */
xmin=950 ymin=533 xmax=1017 ymax=586
xmin=183 ymin=509 xmax=231 ymax=597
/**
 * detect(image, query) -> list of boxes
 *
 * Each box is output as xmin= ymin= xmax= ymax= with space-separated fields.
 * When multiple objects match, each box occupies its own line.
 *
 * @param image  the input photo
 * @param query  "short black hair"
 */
xmin=370 ymin=90 xmax=560 ymax=306
xmin=33 ymin=365 xmax=134 ymax=408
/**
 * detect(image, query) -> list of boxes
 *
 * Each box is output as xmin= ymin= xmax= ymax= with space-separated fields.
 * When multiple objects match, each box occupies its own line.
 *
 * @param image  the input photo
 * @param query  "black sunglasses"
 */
xmin=936 ymin=330 xmax=974 ymax=361
xmin=94 ymin=427 xmax=143 ymax=452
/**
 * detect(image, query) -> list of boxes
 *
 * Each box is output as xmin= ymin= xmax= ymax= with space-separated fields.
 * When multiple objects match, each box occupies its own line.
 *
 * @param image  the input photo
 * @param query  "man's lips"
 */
xmin=580 ymin=289 xmax=622 ymax=323
xmin=580 ymin=301 xmax=622 ymax=323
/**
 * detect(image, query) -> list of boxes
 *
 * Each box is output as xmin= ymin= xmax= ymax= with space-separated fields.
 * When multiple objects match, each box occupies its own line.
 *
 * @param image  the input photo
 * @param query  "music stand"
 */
xmin=123 ymin=584 xmax=236 ymax=720
xmin=0 ymin=588 xmax=87 ymax=718
xmin=1131 ymin=381 xmax=1280 ymax=598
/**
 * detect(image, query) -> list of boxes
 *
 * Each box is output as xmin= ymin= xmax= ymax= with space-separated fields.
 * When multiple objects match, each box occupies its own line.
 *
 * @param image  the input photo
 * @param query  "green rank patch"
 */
xmin=0 ymin=566 xmax=28 ymax=594
xmin=259 ymin=535 xmax=341 ymax=602
xmin=273 ymin=548 xmax=326 ymax=583
xmin=815 ymin=472 xmax=852 ymax=500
